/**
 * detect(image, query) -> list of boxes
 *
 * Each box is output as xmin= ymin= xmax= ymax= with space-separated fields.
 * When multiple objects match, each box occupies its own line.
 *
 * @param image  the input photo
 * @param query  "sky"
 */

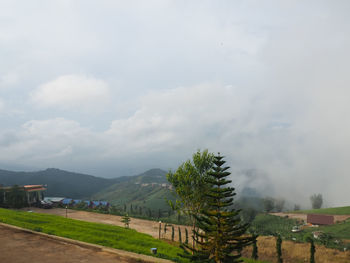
xmin=1 ymin=1 xmax=350 ymax=206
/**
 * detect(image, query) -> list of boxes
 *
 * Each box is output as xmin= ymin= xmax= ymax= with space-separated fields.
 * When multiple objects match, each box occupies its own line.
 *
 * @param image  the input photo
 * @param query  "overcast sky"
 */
xmin=1 ymin=1 xmax=349 ymax=206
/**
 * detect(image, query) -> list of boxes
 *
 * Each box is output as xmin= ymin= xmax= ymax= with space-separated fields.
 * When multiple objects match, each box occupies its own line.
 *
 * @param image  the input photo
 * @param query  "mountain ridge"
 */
xmin=0 ymin=167 xmax=169 ymax=200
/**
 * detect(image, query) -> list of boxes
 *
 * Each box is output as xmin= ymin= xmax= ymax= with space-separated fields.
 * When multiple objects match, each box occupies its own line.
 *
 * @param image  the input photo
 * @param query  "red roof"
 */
xmin=23 ymin=185 xmax=46 ymax=192
xmin=307 ymin=214 xmax=334 ymax=225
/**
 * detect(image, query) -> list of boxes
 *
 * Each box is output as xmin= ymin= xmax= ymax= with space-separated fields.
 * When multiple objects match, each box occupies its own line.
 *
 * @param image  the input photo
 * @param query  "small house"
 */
xmin=307 ymin=214 xmax=334 ymax=225
xmin=1 ymin=184 xmax=46 ymax=206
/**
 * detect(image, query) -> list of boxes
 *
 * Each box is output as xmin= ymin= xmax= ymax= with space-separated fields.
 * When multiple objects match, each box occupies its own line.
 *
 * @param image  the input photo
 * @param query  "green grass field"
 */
xmin=291 ymin=206 xmax=350 ymax=215
xmin=0 ymin=208 xmax=266 ymax=263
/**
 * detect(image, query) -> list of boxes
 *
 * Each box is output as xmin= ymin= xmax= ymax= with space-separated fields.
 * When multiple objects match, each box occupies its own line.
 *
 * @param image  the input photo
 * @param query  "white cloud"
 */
xmin=30 ymin=75 xmax=110 ymax=110
xmin=0 ymin=99 xmax=4 ymax=111
xmin=0 ymin=72 xmax=19 ymax=89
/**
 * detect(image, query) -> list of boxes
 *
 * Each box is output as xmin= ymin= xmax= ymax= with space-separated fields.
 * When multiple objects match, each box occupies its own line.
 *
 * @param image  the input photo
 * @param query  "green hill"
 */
xmin=92 ymin=169 xmax=175 ymax=211
xmin=0 ymin=167 xmax=175 ymax=212
xmin=0 ymin=168 xmax=124 ymax=198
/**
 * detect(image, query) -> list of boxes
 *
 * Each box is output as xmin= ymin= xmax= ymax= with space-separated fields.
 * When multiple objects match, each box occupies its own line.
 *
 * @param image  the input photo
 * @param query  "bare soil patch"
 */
xmin=0 ymin=224 xmax=154 ymax=263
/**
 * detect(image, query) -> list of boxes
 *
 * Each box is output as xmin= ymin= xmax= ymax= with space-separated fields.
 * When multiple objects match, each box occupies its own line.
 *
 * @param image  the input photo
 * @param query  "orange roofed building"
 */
xmin=307 ymin=214 xmax=334 ymax=225
xmin=1 ymin=184 xmax=46 ymax=206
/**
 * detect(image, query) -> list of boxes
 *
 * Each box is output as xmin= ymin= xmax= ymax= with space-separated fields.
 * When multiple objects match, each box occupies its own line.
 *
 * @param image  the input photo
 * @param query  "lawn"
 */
xmin=291 ymin=206 xmax=350 ymax=215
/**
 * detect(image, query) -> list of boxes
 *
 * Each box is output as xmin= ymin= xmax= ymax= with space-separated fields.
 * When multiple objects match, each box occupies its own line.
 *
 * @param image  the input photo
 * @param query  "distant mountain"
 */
xmin=92 ymin=168 xmax=174 ymax=211
xmin=0 ymin=168 xmax=122 ymax=199
xmin=0 ymin=168 xmax=173 ymax=209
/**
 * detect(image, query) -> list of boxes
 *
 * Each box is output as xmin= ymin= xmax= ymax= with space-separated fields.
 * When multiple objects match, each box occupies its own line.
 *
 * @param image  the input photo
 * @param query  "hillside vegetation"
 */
xmin=0 ymin=168 xmax=122 ymax=198
xmin=0 ymin=168 xmax=171 ymax=209
xmin=292 ymin=206 xmax=350 ymax=215
xmin=92 ymin=169 xmax=175 ymax=211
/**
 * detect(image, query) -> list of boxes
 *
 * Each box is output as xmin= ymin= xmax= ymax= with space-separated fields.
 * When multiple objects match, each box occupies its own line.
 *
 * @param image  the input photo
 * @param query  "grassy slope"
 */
xmin=93 ymin=171 xmax=176 ymax=212
xmin=0 ymin=208 xmax=185 ymax=262
xmin=291 ymin=206 xmax=350 ymax=215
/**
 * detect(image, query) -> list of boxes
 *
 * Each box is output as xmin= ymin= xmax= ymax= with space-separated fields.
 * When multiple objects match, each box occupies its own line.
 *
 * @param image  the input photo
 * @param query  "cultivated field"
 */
xmin=242 ymin=236 xmax=350 ymax=263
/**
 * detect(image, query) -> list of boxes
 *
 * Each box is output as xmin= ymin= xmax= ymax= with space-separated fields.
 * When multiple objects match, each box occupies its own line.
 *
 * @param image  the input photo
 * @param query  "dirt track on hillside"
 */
xmin=0 ymin=224 xmax=161 ymax=263
xmin=27 ymin=207 xmax=192 ymax=240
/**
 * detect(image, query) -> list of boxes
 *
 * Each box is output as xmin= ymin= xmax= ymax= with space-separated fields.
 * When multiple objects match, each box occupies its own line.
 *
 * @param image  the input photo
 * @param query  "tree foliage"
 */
xmin=275 ymin=198 xmax=285 ymax=212
xmin=167 ymin=149 xmax=214 ymax=218
xmin=181 ymin=154 xmax=253 ymax=262
xmin=7 ymin=185 xmax=27 ymax=208
xmin=263 ymin=197 xmax=275 ymax=213
xmin=310 ymin=193 xmax=323 ymax=209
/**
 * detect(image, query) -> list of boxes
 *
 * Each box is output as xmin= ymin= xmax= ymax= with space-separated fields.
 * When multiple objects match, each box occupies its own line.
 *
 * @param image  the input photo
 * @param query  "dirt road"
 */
xmin=0 ymin=224 xmax=169 ymax=263
xmin=26 ymin=207 xmax=191 ymax=240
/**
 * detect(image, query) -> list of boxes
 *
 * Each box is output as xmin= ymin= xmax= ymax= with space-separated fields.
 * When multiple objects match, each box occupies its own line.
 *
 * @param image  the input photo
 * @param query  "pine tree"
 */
xmin=181 ymin=153 xmax=253 ymax=262
xmin=121 ymin=213 xmax=131 ymax=228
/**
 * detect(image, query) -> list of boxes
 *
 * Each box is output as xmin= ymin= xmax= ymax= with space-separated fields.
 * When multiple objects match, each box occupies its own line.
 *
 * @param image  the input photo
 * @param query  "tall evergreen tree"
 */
xmin=181 ymin=153 xmax=253 ymax=262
